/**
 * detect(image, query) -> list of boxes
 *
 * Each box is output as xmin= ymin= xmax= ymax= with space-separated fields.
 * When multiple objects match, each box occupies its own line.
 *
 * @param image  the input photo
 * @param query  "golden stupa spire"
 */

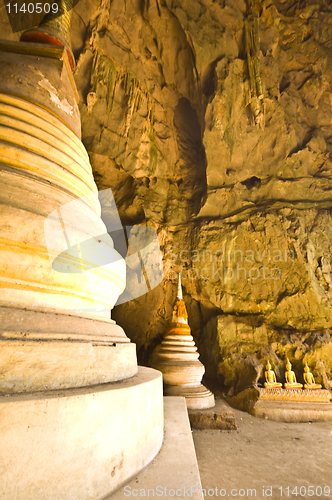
xmin=171 ymin=274 xmax=188 ymax=325
xmin=20 ymin=0 xmax=75 ymax=70
xmin=177 ymin=273 xmax=183 ymax=300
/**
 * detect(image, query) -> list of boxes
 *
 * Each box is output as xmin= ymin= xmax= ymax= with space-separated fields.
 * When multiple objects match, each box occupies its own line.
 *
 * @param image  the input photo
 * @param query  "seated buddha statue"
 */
xmin=303 ymin=363 xmax=322 ymax=389
xmin=264 ymin=361 xmax=282 ymax=388
xmin=284 ymin=358 xmax=303 ymax=389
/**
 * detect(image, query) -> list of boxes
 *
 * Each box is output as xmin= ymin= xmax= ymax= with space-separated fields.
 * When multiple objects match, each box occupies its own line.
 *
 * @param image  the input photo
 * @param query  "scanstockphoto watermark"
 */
xmin=123 ymin=485 xmax=258 ymax=497
xmin=123 ymin=485 xmax=331 ymax=497
xmin=165 ymin=245 xmax=295 ymax=282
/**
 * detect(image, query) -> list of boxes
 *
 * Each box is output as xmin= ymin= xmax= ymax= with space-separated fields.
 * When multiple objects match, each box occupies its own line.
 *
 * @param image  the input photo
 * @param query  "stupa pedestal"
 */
xmin=0 ymin=27 xmax=163 ymax=499
xmin=151 ymin=277 xmax=215 ymax=410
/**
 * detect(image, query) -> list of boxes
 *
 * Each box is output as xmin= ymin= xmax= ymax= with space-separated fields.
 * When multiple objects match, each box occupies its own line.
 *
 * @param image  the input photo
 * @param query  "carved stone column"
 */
xmin=0 ymin=35 xmax=163 ymax=500
xmin=0 ymin=39 xmax=137 ymax=392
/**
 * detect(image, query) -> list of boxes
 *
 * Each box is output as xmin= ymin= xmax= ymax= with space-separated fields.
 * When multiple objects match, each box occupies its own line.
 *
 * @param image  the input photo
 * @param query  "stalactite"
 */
xmin=148 ymin=124 xmax=158 ymax=171
xmin=245 ymin=0 xmax=265 ymax=128
xmin=89 ymin=52 xmax=156 ymax=158
xmin=90 ymin=52 xmax=119 ymax=113
xmin=122 ymin=71 xmax=150 ymax=138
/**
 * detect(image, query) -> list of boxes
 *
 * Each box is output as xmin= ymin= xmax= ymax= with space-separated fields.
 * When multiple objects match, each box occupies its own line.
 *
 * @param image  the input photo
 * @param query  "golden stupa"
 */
xmin=151 ymin=275 xmax=215 ymax=409
xmin=20 ymin=0 xmax=75 ymax=69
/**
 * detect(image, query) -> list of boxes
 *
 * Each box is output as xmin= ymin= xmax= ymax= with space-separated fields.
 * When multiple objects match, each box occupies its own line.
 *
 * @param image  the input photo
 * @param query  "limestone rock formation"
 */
xmin=2 ymin=0 xmax=332 ymax=395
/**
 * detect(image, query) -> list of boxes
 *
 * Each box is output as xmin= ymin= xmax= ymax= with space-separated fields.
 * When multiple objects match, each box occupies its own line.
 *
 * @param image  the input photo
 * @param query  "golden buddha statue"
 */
xmin=303 ymin=363 xmax=322 ymax=389
xmin=284 ymin=358 xmax=303 ymax=389
xmin=264 ymin=361 xmax=282 ymax=388
xmin=172 ymin=296 xmax=188 ymax=325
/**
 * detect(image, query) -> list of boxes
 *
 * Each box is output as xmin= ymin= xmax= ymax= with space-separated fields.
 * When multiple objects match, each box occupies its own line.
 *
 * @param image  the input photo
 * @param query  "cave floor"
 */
xmin=193 ymin=407 xmax=332 ymax=500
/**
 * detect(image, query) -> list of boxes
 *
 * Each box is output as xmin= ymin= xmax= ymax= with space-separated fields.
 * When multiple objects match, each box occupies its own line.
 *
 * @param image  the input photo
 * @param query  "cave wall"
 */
xmin=3 ymin=0 xmax=332 ymax=393
xmin=75 ymin=0 xmax=332 ymax=393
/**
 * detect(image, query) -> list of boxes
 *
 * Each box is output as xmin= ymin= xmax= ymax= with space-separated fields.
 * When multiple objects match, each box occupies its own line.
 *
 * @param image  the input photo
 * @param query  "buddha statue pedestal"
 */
xmin=227 ymin=385 xmax=332 ymax=422
xmin=151 ymin=277 xmax=215 ymax=410
xmin=227 ymin=359 xmax=331 ymax=422
xmin=260 ymin=359 xmax=329 ymax=401
xmin=259 ymin=387 xmax=331 ymax=403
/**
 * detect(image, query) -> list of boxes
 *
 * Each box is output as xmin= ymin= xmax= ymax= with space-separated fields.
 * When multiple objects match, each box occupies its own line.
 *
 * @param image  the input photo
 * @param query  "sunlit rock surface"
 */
xmin=69 ymin=0 xmax=332 ymax=394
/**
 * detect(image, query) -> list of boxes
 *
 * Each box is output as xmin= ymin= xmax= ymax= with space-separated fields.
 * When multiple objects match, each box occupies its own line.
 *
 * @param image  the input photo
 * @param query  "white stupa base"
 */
xmin=0 ymin=305 xmax=137 ymax=393
xmin=164 ymin=383 xmax=215 ymax=410
xmin=0 ymin=367 xmax=163 ymax=500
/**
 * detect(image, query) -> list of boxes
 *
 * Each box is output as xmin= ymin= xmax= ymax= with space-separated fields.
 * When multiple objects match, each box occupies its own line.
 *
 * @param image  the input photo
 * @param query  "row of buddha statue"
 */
xmin=264 ymin=359 xmax=322 ymax=389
